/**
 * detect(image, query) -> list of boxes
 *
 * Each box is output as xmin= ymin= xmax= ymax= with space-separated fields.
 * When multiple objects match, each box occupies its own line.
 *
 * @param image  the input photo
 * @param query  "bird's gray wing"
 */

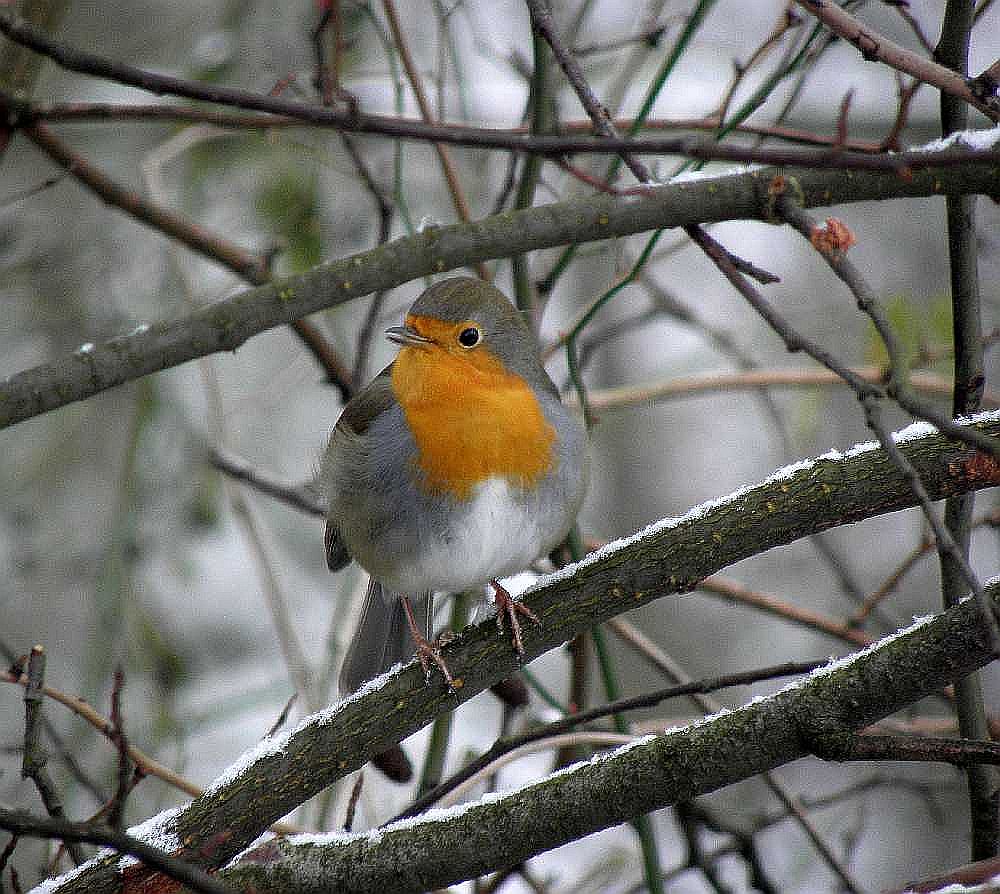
xmin=324 ymin=366 xmax=396 ymax=572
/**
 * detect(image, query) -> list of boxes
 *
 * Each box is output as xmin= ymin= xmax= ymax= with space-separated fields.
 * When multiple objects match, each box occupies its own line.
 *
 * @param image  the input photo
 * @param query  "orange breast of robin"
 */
xmin=390 ymin=315 xmax=556 ymax=501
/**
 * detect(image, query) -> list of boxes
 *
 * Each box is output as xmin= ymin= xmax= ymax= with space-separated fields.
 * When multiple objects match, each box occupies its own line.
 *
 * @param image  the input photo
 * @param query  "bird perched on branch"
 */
xmin=322 ymin=276 xmax=588 ymax=693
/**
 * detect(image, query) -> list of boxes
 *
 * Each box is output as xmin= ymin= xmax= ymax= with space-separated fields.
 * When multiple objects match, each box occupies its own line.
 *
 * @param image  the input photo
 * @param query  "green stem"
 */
xmin=569 ymin=527 xmax=664 ymax=893
xmin=592 ymin=625 xmax=664 ymax=893
xmin=677 ymin=21 xmax=826 ymax=176
xmin=519 ymin=667 xmax=566 ymax=713
xmin=539 ymin=0 xmax=718 ymax=296
xmin=565 ymin=229 xmax=664 ymax=429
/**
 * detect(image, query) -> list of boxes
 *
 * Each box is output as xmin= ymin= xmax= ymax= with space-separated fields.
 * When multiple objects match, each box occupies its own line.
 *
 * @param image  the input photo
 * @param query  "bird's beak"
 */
xmin=385 ymin=324 xmax=432 ymax=347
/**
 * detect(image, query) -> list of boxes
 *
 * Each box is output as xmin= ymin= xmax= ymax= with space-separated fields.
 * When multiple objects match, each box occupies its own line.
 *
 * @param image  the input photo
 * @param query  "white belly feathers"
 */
xmin=382 ymin=475 xmax=552 ymax=595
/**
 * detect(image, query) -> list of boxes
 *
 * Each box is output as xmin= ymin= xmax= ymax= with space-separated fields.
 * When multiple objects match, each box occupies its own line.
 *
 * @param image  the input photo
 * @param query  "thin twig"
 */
xmin=605 ymin=617 xmax=865 ymax=893
xmin=892 ymin=4 xmax=935 ymax=54
xmin=106 ymin=667 xmax=133 ymax=831
xmin=711 ymin=7 xmax=800 ymax=126
xmin=229 ymin=491 xmax=318 ymax=711
xmin=774 ymin=196 xmax=1000 ymax=650
xmin=0 ymin=640 xmax=107 ymax=805
xmin=28 ymin=101 xmax=889 ymax=152
xmin=341 ymin=126 xmax=395 ymax=387
xmin=697 ymin=576 xmax=874 ymax=647
xmin=266 ymin=693 xmax=298 ymax=739
xmin=208 ymin=447 xmax=324 ymax=517
xmin=851 ymin=532 xmax=933 ymax=626
xmin=4 ymin=15 xmax=999 ymax=169
xmin=573 ymin=366 xmax=993 ymax=411
xmin=343 ymin=772 xmax=364 ymax=832
xmin=393 ymin=659 xmax=824 ymax=821
xmin=525 ymin=0 xmax=650 ymax=183
xmin=381 ymin=0 xmax=488 ymax=281
xmin=312 ymin=4 xmax=396 ymax=388
xmin=3 ymin=667 xmax=202 ymax=799
xmin=795 ymin=0 xmax=1000 ymax=121
xmin=20 ymin=647 xmax=86 ymax=866
xmin=573 ymin=24 xmax=672 ymax=57
xmin=437 ymin=732 xmax=638 ymax=808
xmin=23 ymin=122 xmax=266 ymax=280
xmin=22 ymin=121 xmax=353 ymax=396
xmin=816 ymin=733 xmax=1000 ymax=766
xmin=880 ymin=74 xmax=923 ymax=151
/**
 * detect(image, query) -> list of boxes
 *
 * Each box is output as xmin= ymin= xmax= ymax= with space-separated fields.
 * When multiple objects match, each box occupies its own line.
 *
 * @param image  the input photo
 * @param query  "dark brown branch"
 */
xmin=0 ymin=640 xmax=108 ymax=805
xmin=814 ymin=733 xmax=1000 ymax=766
xmin=106 ymin=668 xmax=135 ymax=831
xmin=207 ymin=448 xmax=324 ymax=517
xmin=1 ymin=12 xmax=998 ymax=169
xmin=22 ymin=122 xmax=353 ymax=400
xmin=0 ymin=810 xmax=237 ymax=894
xmin=26 ymin=102 xmax=888 ymax=152
xmin=23 ymin=122 xmax=266 ymax=281
xmin=525 ymin=0 xmax=649 ymax=182
xmin=969 ymin=59 xmax=1000 ymax=102
xmin=7 ymin=97 xmax=999 ymax=171
xmin=20 ymin=647 xmax=86 ymax=866
xmin=935 ymin=0 xmax=998 ymax=860
xmin=794 ymin=0 xmax=1000 ymax=121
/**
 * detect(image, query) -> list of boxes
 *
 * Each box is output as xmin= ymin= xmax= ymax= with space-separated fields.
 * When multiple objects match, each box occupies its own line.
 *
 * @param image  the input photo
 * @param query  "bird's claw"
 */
xmin=491 ymin=580 xmax=540 ymax=657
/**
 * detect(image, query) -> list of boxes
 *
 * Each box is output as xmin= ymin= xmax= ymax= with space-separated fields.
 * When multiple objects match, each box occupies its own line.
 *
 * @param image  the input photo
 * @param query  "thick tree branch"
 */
xmin=396 ymin=659 xmax=827 ymax=821
xmin=219 ymin=585 xmax=1000 ymax=894
xmin=3 ymin=156 xmax=999 ymax=430
xmin=39 ymin=412 xmax=1000 ymax=893
xmin=0 ymin=810 xmax=237 ymax=894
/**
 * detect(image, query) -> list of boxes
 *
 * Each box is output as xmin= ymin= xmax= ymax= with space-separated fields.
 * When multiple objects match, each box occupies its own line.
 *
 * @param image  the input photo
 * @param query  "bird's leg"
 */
xmin=401 ymin=594 xmax=456 ymax=689
xmin=490 ymin=580 xmax=540 ymax=657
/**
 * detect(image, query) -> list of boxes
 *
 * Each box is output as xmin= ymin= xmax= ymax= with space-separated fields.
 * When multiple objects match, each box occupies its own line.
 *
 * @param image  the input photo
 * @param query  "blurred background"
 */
xmin=1 ymin=1 xmax=998 ymax=891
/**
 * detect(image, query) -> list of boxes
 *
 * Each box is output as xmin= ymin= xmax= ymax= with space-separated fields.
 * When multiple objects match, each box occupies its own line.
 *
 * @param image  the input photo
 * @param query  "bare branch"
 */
xmin=4 ymin=153 xmax=996 ymax=431
xmin=38 ymin=413 xmax=1000 ymax=893
xmin=795 ymin=0 xmax=1000 ymax=121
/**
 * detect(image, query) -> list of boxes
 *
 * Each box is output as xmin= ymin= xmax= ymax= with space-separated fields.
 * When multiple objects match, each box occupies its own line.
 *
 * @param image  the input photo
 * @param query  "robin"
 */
xmin=322 ymin=276 xmax=589 ymax=693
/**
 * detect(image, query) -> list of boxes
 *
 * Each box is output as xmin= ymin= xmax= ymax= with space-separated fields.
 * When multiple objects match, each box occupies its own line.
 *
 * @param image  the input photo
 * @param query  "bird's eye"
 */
xmin=458 ymin=326 xmax=482 ymax=348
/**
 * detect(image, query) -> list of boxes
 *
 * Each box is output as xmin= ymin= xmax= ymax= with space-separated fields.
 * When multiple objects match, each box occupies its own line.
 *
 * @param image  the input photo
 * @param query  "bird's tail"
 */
xmin=339 ymin=579 xmax=431 ymax=695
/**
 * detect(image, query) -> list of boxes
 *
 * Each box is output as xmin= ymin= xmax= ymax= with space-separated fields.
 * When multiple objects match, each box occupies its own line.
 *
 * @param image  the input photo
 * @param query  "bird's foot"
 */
xmin=491 ymin=580 xmax=540 ymax=657
xmin=411 ymin=632 xmax=457 ymax=690
xmin=401 ymin=595 xmax=457 ymax=690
